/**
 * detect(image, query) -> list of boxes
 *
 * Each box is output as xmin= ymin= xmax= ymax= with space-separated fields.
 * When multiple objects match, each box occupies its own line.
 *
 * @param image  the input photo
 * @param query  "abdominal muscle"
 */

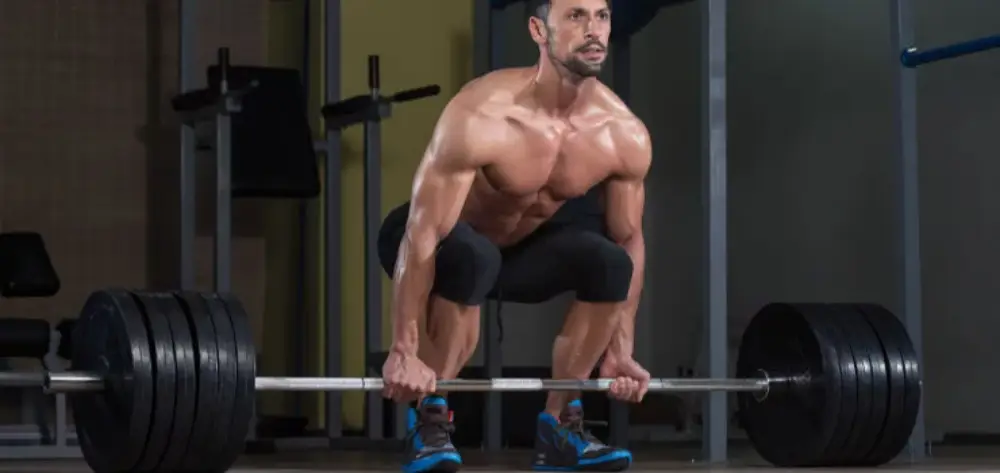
xmin=459 ymin=177 xmax=566 ymax=248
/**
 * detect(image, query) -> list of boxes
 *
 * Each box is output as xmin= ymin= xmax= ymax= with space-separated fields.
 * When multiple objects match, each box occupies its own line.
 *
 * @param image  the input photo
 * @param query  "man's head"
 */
xmin=529 ymin=0 xmax=611 ymax=79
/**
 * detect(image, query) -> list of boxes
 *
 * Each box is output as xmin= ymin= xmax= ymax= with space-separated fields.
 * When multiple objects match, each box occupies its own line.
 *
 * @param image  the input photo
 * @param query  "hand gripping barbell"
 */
xmin=0 ymin=290 xmax=920 ymax=472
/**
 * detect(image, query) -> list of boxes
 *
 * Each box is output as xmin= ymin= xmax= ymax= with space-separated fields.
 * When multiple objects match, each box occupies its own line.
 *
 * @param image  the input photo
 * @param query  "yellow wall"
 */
xmin=262 ymin=0 xmax=308 ymax=417
xmin=324 ymin=1 xmax=474 ymax=429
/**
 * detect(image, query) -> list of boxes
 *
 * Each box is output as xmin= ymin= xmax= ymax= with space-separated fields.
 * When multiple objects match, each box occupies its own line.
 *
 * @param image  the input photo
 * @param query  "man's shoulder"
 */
xmin=438 ymin=69 xmax=531 ymax=134
xmin=466 ymin=67 xmax=534 ymax=91
xmin=585 ymin=81 xmax=641 ymax=124
xmin=584 ymin=85 xmax=651 ymax=177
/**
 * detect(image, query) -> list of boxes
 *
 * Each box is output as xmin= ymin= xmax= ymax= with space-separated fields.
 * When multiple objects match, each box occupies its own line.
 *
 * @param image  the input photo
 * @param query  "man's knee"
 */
xmin=573 ymin=235 xmax=633 ymax=303
xmin=434 ymin=224 xmax=502 ymax=306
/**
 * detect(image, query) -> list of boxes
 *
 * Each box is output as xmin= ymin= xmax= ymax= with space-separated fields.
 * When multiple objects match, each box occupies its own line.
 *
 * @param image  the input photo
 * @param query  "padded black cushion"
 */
xmin=206 ymin=66 xmax=321 ymax=199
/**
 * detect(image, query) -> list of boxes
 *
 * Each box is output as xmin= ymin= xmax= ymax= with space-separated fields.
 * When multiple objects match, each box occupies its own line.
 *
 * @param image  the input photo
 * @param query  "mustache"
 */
xmin=576 ymin=41 xmax=606 ymax=52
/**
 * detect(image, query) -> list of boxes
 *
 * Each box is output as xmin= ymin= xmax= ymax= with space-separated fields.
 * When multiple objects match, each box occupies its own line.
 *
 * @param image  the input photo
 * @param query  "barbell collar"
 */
xmin=45 ymin=371 xmax=104 ymax=393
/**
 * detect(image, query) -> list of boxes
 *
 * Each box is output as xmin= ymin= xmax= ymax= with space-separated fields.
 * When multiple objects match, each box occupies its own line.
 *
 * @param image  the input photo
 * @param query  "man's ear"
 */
xmin=528 ymin=16 xmax=549 ymax=46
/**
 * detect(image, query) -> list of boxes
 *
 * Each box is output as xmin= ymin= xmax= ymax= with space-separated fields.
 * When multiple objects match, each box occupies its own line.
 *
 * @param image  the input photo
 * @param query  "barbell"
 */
xmin=0 ymin=289 xmax=921 ymax=472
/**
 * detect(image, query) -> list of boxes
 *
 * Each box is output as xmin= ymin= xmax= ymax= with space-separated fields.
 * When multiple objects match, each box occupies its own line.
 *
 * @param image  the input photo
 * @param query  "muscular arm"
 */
xmin=390 ymin=102 xmax=492 ymax=356
xmin=604 ymin=119 xmax=652 ymax=358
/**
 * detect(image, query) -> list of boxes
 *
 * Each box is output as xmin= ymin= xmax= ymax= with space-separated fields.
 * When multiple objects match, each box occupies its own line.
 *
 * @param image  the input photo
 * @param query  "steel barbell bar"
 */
xmin=37 ymin=371 xmax=777 ymax=396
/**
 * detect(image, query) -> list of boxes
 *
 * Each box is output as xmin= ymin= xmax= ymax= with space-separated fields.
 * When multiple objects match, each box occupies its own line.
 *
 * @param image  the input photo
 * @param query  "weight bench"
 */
xmin=0 ymin=232 xmax=79 ymax=459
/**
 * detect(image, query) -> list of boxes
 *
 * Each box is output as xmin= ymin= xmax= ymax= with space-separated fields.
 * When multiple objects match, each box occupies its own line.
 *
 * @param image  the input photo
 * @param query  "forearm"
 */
xmin=609 ymin=234 xmax=644 ymax=358
xmin=390 ymin=238 xmax=436 ymax=355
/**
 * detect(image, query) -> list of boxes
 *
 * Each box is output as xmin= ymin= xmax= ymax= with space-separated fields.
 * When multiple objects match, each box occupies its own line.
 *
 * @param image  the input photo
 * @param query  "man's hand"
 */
xmin=382 ymin=350 xmax=437 ymax=402
xmin=599 ymin=354 xmax=650 ymax=403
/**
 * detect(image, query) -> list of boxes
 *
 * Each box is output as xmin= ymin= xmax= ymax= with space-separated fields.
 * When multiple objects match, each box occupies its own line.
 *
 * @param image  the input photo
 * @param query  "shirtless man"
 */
xmin=378 ymin=0 xmax=651 ymax=471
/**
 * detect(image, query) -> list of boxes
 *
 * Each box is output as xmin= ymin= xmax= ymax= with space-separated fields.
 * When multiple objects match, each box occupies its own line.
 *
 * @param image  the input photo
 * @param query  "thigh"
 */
xmin=377 ymin=201 xmax=502 ymax=305
xmin=376 ymin=202 xmax=411 ymax=277
xmin=495 ymin=222 xmax=616 ymax=304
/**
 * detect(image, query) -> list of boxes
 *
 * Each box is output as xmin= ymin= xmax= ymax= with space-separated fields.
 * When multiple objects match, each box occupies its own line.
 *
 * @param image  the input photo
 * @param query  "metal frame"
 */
xmin=889 ymin=0 xmax=926 ymax=460
xmin=362 ymin=56 xmax=385 ymax=442
xmin=701 ymin=0 xmax=728 ymax=463
xmin=323 ymin=0 xmax=344 ymax=442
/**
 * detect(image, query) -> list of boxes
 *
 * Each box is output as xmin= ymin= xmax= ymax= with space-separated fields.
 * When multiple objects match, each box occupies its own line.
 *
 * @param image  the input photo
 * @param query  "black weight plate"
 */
xmin=804 ymin=304 xmax=858 ymax=466
xmin=72 ymin=289 xmax=153 ymax=473
xmin=736 ymin=303 xmax=843 ymax=467
xmin=202 ymin=293 xmax=240 ymax=471
xmin=856 ymin=304 xmax=921 ymax=465
xmin=216 ymin=294 xmax=256 ymax=469
xmin=149 ymin=293 xmax=198 ymax=471
xmin=829 ymin=304 xmax=887 ymax=465
xmin=173 ymin=291 xmax=223 ymax=472
xmin=132 ymin=292 xmax=178 ymax=472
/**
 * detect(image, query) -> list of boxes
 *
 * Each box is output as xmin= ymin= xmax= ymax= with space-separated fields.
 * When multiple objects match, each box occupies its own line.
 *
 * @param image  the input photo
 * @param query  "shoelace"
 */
xmin=408 ymin=419 xmax=456 ymax=449
xmin=561 ymin=415 xmax=608 ymax=445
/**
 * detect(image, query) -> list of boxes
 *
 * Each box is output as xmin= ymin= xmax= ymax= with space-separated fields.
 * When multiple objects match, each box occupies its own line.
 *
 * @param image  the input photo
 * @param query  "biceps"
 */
xmin=604 ymin=180 xmax=644 ymax=243
xmin=407 ymin=162 xmax=477 ymax=245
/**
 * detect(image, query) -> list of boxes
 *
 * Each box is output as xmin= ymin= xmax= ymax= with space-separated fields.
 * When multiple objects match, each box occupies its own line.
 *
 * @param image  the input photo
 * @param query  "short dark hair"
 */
xmin=533 ymin=0 xmax=551 ymax=24
xmin=533 ymin=0 xmax=611 ymax=25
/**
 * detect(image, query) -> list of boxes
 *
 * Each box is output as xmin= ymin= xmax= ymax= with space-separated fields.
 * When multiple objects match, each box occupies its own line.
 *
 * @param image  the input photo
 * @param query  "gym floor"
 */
xmin=0 ymin=446 xmax=996 ymax=472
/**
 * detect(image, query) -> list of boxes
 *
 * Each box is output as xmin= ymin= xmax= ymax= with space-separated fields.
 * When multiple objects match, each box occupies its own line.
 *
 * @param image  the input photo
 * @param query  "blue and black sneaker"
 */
xmin=532 ymin=400 xmax=632 ymax=472
xmin=402 ymin=395 xmax=462 ymax=473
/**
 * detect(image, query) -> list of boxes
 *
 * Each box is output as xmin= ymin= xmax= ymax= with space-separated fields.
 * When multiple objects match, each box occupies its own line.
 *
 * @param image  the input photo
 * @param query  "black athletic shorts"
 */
xmin=376 ymin=197 xmax=633 ymax=306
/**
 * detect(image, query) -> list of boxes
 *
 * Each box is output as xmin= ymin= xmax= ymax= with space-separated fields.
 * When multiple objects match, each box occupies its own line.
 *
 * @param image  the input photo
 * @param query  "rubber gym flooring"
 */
xmin=0 ymin=446 xmax=995 ymax=472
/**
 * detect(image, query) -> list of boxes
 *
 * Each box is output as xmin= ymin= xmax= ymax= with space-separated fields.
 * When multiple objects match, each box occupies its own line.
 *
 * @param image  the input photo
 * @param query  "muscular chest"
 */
xmin=482 ymin=120 xmax=617 ymax=200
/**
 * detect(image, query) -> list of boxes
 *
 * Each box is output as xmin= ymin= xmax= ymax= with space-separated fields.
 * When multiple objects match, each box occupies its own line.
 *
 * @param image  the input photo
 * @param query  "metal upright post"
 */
xmin=475 ymin=0 xmax=503 ymax=453
xmin=889 ymin=0 xmax=927 ymax=460
xmin=324 ymin=0 xmax=344 ymax=441
xmin=473 ymin=0 xmax=494 ymax=77
xmin=608 ymin=34 xmax=631 ymax=449
xmin=364 ymin=55 xmax=384 ymax=441
xmin=214 ymin=48 xmax=234 ymax=294
xmin=178 ymin=0 xmax=197 ymax=290
xmin=701 ymin=0 xmax=728 ymax=463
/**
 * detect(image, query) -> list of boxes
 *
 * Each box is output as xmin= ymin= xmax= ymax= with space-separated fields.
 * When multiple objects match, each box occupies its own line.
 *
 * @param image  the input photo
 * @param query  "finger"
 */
xmin=622 ymin=380 xmax=636 ymax=401
xmin=608 ymin=382 xmax=622 ymax=400
xmin=612 ymin=377 xmax=628 ymax=400
xmin=609 ymin=379 xmax=622 ymax=398
xmin=629 ymin=382 xmax=642 ymax=403
xmin=627 ymin=379 xmax=640 ymax=402
xmin=637 ymin=379 xmax=650 ymax=402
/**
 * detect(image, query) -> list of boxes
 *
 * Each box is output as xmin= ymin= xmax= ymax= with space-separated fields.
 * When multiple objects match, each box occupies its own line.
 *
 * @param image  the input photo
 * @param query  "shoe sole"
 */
xmin=404 ymin=458 xmax=462 ymax=473
xmin=422 ymin=460 xmax=462 ymax=473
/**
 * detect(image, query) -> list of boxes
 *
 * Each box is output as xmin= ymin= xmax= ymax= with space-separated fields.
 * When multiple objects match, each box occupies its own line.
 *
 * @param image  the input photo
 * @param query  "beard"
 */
xmin=547 ymin=42 xmax=604 ymax=78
